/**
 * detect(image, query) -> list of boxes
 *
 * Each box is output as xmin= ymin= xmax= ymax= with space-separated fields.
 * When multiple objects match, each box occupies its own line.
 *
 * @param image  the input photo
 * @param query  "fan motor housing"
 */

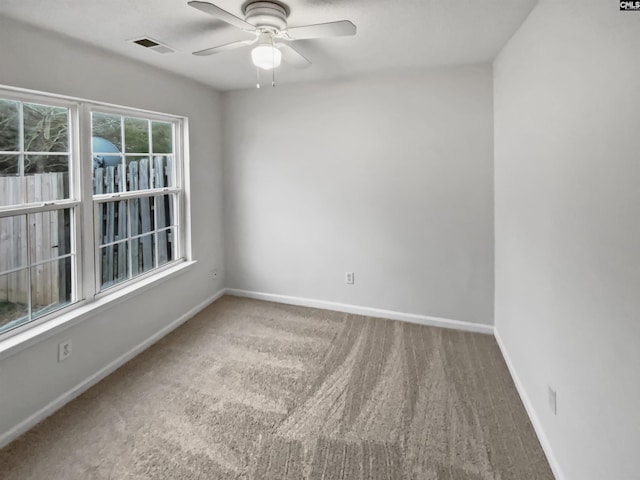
xmin=244 ymin=1 xmax=288 ymax=32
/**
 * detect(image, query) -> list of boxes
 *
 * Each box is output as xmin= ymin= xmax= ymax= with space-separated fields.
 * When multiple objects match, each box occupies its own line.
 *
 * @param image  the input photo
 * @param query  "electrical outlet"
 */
xmin=345 ymin=272 xmax=355 ymax=284
xmin=548 ymin=386 xmax=557 ymax=415
xmin=58 ymin=340 xmax=72 ymax=363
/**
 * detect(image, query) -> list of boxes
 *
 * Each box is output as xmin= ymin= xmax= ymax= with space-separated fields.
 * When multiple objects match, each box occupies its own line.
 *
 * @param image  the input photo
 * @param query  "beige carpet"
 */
xmin=0 ymin=296 xmax=554 ymax=479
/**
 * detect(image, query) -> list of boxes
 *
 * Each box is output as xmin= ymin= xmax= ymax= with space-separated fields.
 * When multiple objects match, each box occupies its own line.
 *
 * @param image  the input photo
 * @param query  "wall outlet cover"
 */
xmin=58 ymin=340 xmax=72 ymax=362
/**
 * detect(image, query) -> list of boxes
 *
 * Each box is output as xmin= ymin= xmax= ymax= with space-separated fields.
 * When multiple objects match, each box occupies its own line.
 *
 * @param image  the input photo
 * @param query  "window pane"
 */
xmin=0 ymin=215 xmax=28 ymax=272
xmin=31 ymin=257 xmax=72 ymax=319
xmin=126 ymin=156 xmax=151 ymax=191
xmin=100 ymin=241 xmax=128 ymax=289
xmin=152 ymin=155 xmax=174 ymax=188
xmin=93 ymin=161 xmax=124 ymax=194
xmin=92 ymin=135 xmax=122 ymax=172
xmin=93 ymin=157 xmax=123 ymax=195
xmin=0 ymin=155 xmax=21 ymax=207
xmin=28 ymin=209 xmax=72 ymax=262
xmin=24 ymin=155 xmax=69 ymax=202
xmin=98 ymin=200 xmax=128 ymax=245
xmin=0 ymin=268 xmax=29 ymax=334
xmin=152 ymin=121 xmax=172 ymax=153
xmin=131 ymin=234 xmax=154 ymax=276
xmin=92 ymin=113 xmax=122 ymax=151
xmin=157 ymin=228 xmax=175 ymax=267
xmin=0 ymin=154 xmax=19 ymax=176
xmin=154 ymin=194 xmax=173 ymax=229
xmin=130 ymin=196 xmax=154 ymax=235
xmin=0 ymin=100 xmax=19 ymax=152
xmin=23 ymin=103 xmax=68 ymax=153
xmin=124 ymin=117 xmax=149 ymax=154
xmin=25 ymin=155 xmax=68 ymax=175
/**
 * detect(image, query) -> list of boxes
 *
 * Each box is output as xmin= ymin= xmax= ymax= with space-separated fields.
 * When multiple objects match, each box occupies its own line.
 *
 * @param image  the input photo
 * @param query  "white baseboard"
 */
xmin=224 ymin=288 xmax=494 ymax=335
xmin=0 ymin=288 xmax=226 ymax=450
xmin=494 ymin=328 xmax=566 ymax=480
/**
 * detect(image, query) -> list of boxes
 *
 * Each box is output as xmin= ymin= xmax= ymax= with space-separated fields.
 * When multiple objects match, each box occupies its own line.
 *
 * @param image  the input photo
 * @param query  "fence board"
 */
xmin=138 ymin=158 xmax=153 ymax=272
xmin=129 ymin=162 xmax=140 ymax=276
xmin=94 ymin=168 xmax=103 ymax=196
xmin=8 ymin=175 xmax=20 ymax=303
xmin=103 ymin=166 xmax=115 ymax=285
xmin=0 ymin=193 xmax=8 ymax=300
xmin=27 ymin=175 xmax=41 ymax=306
xmin=116 ymin=164 xmax=126 ymax=283
xmin=117 ymin=193 xmax=127 ymax=279
xmin=10 ymin=204 xmax=21 ymax=303
xmin=56 ymin=173 xmax=66 ymax=303
xmin=154 ymin=156 xmax=168 ymax=264
xmin=167 ymin=156 xmax=174 ymax=235
xmin=39 ymin=174 xmax=51 ymax=305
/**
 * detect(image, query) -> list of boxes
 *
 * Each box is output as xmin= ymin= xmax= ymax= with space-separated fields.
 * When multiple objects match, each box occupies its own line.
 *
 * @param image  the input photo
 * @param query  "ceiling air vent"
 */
xmin=132 ymin=37 xmax=175 ymax=54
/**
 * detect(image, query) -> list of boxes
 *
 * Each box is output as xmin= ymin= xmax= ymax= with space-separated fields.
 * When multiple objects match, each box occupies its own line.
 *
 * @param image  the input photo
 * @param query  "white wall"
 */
xmin=0 ymin=17 xmax=224 ymax=441
xmin=223 ymin=65 xmax=494 ymax=325
xmin=494 ymin=2 xmax=640 ymax=479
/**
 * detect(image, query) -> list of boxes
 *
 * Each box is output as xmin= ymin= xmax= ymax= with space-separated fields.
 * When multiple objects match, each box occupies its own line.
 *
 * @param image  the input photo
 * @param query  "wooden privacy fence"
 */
xmin=94 ymin=156 xmax=174 ymax=288
xmin=0 ymin=155 xmax=174 ymax=304
xmin=0 ymin=172 xmax=69 ymax=307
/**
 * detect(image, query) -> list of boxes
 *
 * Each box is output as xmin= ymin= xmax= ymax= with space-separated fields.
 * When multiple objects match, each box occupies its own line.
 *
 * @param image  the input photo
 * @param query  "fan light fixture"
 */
xmin=188 ymin=0 xmax=358 ymax=76
xmin=251 ymin=44 xmax=281 ymax=70
xmin=251 ymin=33 xmax=282 ymax=70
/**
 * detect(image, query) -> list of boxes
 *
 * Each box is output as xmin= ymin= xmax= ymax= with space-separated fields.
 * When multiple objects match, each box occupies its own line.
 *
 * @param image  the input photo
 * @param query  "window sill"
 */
xmin=0 ymin=260 xmax=197 ymax=361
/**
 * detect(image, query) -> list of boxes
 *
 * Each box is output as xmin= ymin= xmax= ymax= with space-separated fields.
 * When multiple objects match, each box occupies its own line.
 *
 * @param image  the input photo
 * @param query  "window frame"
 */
xmin=0 ymin=85 xmax=190 ymax=340
xmin=85 ymin=103 xmax=186 ymax=298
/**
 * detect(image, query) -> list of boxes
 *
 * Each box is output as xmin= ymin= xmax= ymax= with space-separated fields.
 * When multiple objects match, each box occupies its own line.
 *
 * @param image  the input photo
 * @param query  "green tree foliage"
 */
xmin=125 ymin=117 xmax=149 ymax=153
xmin=152 ymin=121 xmax=172 ymax=153
xmin=92 ymin=113 xmax=172 ymax=154
xmin=92 ymin=113 xmax=122 ymax=150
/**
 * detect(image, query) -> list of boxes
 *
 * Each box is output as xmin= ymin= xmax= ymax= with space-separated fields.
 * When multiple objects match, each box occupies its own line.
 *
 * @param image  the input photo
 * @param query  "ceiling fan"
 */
xmin=187 ymin=1 xmax=357 ymax=71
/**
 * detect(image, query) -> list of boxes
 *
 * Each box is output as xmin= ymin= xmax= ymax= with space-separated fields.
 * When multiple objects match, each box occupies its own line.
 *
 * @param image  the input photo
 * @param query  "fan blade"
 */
xmin=286 ymin=20 xmax=356 ymax=40
xmin=188 ymin=1 xmax=254 ymax=30
xmin=193 ymin=38 xmax=256 ymax=56
xmin=278 ymin=43 xmax=312 ymax=69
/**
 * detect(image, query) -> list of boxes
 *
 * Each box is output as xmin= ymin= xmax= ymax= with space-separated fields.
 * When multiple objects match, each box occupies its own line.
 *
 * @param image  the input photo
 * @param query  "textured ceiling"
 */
xmin=0 ymin=0 xmax=538 ymax=91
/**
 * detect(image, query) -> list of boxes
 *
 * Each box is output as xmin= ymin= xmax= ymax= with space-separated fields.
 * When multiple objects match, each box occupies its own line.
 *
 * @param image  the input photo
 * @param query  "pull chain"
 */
xmin=256 ymin=67 xmax=261 ymax=89
xmin=271 ymin=42 xmax=276 ymax=87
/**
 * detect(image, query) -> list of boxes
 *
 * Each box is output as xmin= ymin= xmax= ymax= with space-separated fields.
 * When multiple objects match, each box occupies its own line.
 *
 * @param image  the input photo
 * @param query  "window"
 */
xmin=91 ymin=111 xmax=180 ymax=290
xmin=0 ymin=88 xmax=187 ymax=337
xmin=0 ymin=97 xmax=77 ymax=334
